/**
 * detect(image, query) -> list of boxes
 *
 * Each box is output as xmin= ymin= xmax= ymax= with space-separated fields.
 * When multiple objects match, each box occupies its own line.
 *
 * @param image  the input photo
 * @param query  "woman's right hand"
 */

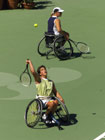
xmin=26 ymin=59 xmax=31 ymax=64
xmin=65 ymin=34 xmax=69 ymax=40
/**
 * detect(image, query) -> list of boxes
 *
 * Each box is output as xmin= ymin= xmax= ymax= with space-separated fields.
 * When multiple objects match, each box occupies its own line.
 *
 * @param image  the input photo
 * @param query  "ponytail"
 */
xmin=50 ymin=13 xmax=54 ymax=17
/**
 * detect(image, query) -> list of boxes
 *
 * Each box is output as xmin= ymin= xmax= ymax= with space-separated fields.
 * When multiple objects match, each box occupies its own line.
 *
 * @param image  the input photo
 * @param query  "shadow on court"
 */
xmin=71 ymin=52 xmax=82 ymax=59
xmin=39 ymin=52 xmax=95 ymax=61
xmin=34 ymin=1 xmax=54 ymax=10
xmin=32 ymin=113 xmax=78 ymax=130
xmin=65 ymin=52 xmax=95 ymax=60
xmin=71 ymin=52 xmax=96 ymax=60
xmin=46 ymin=52 xmax=82 ymax=60
xmin=60 ymin=114 xmax=78 ymax=126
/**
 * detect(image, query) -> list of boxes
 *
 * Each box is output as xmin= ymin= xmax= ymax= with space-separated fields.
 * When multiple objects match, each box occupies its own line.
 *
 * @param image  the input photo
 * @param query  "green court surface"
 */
xmin=0 ymin=0 xmax=105 ymax=139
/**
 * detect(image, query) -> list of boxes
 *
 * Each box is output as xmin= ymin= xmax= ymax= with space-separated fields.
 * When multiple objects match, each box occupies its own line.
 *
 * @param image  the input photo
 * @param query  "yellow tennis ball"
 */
xmin=34 ymin=24 xmax=38 ymax=27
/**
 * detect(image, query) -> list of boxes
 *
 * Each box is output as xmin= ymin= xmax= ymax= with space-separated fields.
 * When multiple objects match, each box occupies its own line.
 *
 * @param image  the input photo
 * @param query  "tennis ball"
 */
xmin=34 ymin=24 xmax=38 ymax=27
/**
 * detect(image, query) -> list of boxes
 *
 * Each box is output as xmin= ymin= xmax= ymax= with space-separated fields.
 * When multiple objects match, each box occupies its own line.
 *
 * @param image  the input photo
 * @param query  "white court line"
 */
xmin=94 ymin=132 xmax=105 ymax=140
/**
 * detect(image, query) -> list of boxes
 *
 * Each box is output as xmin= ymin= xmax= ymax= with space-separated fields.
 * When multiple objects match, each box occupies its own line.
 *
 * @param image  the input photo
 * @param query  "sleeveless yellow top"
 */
xmin=36 ymin=78 xmax=53 ymax=97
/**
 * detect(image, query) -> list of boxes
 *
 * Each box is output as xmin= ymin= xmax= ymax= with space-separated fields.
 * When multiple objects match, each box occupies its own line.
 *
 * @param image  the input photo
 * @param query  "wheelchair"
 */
xmin=37 ymin=32 xmax=73 ymax=60
xmin=24 ymin=96 xmax=70 ymax=129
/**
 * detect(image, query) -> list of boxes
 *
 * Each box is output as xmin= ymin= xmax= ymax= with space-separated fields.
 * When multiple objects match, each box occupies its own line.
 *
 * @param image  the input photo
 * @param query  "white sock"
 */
xmin=42 ymin=114 xmax=47 ymax=120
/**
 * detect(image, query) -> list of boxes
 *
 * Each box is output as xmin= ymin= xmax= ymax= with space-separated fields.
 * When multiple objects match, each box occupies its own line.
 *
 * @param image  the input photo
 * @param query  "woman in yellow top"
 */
xmin=26 ymin=59 xmax=64 ymax=122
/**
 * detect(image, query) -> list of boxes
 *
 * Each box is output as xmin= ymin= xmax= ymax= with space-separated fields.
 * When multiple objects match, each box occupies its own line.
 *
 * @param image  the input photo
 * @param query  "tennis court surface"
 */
xmin=0 ymin=0 xmax=105 ymax=140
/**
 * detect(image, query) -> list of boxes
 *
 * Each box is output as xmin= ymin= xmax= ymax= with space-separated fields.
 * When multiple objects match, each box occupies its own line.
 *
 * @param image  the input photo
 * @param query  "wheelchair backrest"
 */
xmin=45 ymin=32 xmax=55 ymax=44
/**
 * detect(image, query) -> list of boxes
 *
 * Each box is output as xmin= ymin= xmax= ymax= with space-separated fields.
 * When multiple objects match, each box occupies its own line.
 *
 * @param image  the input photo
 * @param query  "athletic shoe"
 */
xmin=42 ymin=113 xmax=47 ymax=120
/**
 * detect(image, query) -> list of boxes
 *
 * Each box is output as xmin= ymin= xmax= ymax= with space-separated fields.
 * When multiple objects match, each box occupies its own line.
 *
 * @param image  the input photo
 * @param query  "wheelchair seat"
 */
xmin=45 ymin=32 xmax=55 ymax=37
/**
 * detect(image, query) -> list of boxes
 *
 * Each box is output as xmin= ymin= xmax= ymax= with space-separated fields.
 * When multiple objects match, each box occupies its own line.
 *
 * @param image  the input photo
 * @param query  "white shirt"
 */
xmin=52 ymin=16 xmax=60 ymax=36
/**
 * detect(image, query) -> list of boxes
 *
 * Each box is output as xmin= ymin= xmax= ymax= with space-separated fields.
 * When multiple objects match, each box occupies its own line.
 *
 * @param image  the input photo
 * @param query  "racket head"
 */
xmin=77 ymin=42 xmax=90 ymax=53
xmin=20 ymin=72 xmax=31 ymax=87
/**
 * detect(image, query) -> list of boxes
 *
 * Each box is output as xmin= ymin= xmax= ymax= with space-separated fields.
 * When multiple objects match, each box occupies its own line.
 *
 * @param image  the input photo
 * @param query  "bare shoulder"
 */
xmin=55 ymin=18 xmax=60 ymax=23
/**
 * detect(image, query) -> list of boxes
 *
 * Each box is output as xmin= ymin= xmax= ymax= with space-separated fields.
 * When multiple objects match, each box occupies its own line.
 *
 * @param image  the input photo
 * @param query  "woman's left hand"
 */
xmin=60 ymin=98 xmax=65 ymax=104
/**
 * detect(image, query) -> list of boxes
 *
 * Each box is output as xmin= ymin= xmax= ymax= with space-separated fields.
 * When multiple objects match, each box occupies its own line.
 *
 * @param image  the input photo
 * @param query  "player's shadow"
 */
xmin=60 ymin=52 xmax=95 ymax=61
xmin=34 ymin=1 xmax=54 ymax=10
xmin=70 ymin=52 xmax=82 ymax=59
xmin=60 ymin=113 xmax=78 ymax=126
xmin=46 ymin=113 xmax=78 ymax=130
xmin=46 ymin=52 xmax=82 ymax=60
xmin=33 ymin=113 xmax=78 ymax=130
xmin=40 ymin=51 xmax=95 ymax=61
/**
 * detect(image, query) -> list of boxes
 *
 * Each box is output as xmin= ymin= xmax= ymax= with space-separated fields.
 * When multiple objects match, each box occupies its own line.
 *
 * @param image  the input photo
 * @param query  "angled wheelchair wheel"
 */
xmin=37 ymin=36 xmax=46 ymax=56
xmin=55 ymin=97 xmax=69 ymax=122
xmin=38 ymin=36 xmax=53 ymax=56
xmin=25 ymin=99 xmax=42 ymax=128
xmin=54 ymin=36 xmax=73 ymax=60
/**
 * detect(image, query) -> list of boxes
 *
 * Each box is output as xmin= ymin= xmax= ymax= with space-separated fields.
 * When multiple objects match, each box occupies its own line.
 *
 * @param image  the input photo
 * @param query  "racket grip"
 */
xmin=26 ymin=63 xmax=29 ymax=69
xmin=26 ymin=59 xmax=29 ymax=66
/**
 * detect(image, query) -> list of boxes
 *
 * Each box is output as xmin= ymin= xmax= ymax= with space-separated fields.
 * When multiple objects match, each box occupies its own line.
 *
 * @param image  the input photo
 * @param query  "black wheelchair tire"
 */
xmin=37 ymin=36 xmax=46 ymax=56
xmin=55 ymin=97 xmax=70 ymax=122
xmin=54 ymin=37 xmax=73 ymax=60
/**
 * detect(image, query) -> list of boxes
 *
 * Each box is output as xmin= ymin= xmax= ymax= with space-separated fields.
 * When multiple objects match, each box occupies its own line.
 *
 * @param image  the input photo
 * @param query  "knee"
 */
xmin=47 ymin=101 xmax=57 ymax=108
xmin=53 ymin=100 xmax=58 ymax=106
xmin=47 ymin=101 xmax=54 ymax=108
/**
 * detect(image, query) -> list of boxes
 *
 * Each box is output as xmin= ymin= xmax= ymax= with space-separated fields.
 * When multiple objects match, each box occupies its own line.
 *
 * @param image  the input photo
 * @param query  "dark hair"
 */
xmin=51 ymin=9 xmax=59 ymax=17
xmin=37 ymin=65 xmax=46 ymax=75
xmin=53 ymin=9 xmax=59 ymax=13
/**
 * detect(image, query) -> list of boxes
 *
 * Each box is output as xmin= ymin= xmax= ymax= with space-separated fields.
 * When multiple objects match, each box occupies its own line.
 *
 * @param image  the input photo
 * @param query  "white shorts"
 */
xmin=36 ymin=95 xmax=55 ymax=108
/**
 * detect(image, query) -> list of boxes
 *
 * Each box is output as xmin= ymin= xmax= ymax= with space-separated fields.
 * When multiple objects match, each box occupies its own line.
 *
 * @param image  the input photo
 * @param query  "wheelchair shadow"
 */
xmin=46 ymin=113 xmax=78 ymax=130
xmin=60 ymin=52 xmax=95 ymax=61
xmin=45 ymin=52 xmax=82 ymax=60
xmin=45 ymin=51 xmax=95 ymax=61
xmin=31 ymin=113 xmax=78 ymax=130
xmin=71 ymin=52 xmax=82 ymax=59
xmin=71 ymin=52 xmax=96 ymax=60
xmin=60 ymin=114 xmax=78 ymax=127
xmin=46 ymin=52 xmax=82 ymax=60
xmin=32 ymin=113 xmax=78 ymax=130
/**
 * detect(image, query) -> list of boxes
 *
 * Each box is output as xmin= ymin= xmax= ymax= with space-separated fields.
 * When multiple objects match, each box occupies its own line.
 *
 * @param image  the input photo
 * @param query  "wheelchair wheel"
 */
xmin=25 ymin=99 xmax=42 ymax=128
xmin=37 ymin=37 xmax=46 ymax=56
xmin=38 ymin=36 xmax=52 ymax=56
xmin=54 ymin=36 xmax=73 ymax=60
xmin=55 ymin=97 xmax=69 ymax=122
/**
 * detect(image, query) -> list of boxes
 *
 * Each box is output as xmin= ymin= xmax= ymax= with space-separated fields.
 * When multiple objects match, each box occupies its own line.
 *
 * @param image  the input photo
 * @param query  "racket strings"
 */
xmin=77 ymin=43 xmax=89 ymax=53
xmin=21 ymin=73 xmax=31 ymax=87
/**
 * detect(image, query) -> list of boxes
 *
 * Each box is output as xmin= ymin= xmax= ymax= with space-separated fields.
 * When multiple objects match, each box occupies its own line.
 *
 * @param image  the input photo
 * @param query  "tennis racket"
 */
xmin=69 ymin=39 xmax=90 ymax=54
xmin=20 ymin=63 xmax=32 ymax=87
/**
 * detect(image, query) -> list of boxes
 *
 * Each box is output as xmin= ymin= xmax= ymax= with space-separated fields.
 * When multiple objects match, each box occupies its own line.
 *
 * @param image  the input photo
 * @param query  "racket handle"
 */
xmin=26 ymin=63 xmax=29 ymax=69
xmin=26 ymin=59 xmax=29 ymax=68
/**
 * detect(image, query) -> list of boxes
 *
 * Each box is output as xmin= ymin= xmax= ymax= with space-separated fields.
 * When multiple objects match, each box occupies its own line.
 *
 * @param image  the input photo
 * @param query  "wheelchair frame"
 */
xmin=24 ymin=97 xmax=70 ymax=128
xmin=37 ymin=32 xmax=73 ymax=60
